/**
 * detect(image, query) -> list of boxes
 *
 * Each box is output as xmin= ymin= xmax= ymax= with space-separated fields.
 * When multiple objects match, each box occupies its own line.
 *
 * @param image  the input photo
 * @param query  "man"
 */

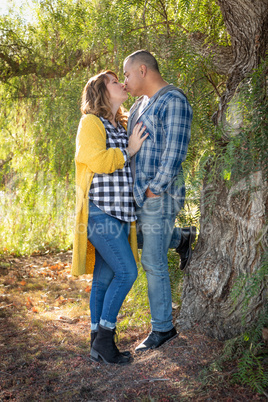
xmin=124 ymin=50 xmax=195 ymax=352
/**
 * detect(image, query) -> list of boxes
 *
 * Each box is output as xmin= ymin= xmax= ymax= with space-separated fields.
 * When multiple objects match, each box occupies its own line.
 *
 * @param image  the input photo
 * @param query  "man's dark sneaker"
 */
xmin=176 ymin=226 xmax=196 ymax=270
xmin=135 ymin=327 xmax=177 ymax=352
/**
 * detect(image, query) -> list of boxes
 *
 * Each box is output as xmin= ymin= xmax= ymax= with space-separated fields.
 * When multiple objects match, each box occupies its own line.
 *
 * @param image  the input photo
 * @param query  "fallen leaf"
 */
xmin=26 ymin=297 xmax=34 ymax=307
xmin=85 ymin=285 xmax=92 ymax=293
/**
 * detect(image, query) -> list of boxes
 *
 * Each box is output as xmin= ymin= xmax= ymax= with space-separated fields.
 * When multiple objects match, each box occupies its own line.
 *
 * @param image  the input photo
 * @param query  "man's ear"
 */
xmin=140 ymin=64 xmax=147 ymax=77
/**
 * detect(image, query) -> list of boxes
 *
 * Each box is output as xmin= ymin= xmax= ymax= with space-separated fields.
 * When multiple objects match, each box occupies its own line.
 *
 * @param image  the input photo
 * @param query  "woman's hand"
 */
xmin=127 ymin=122 xmax=149 ymax=157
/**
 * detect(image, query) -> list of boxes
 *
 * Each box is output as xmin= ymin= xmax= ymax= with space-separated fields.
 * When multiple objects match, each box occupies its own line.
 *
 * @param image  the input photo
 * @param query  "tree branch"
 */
xmin=0 ymin=50 xmax=109 ymax=82
xmin=127 ymin=20 xmax=189 ymax=34
xmin=189 ymin=31 xmax=234 ymax=76
xmin=0 ymin=153 xmax=14 ymax=170
xmin=204 ymin=73 xmax=223 ymax=97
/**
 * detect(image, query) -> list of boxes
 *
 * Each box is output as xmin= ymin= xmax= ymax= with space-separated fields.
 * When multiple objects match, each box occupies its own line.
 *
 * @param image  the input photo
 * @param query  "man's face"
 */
xmin=123 ymin=59 xmax=144 ymax=97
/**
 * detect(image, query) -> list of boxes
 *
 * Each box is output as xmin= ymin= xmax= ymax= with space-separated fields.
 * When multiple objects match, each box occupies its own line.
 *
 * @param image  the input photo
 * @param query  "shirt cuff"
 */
xmin=122 ymin=148 xmax=131 ymax=164
xmin=147 ymin=183 xmax=162 ymax=196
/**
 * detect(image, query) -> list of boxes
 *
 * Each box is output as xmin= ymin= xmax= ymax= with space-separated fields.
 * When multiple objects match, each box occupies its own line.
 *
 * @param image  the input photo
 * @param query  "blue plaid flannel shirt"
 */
xmin=128 ymin=86 xmax=193 ymax=207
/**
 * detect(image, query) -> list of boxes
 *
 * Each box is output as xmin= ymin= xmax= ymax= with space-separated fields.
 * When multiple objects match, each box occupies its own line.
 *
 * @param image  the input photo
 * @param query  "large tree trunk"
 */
xmin=177 ymin=0 xmax=268 ymax=340
xmin=177 ymin=171 xmax=267 ymax=340
xmin=213 ymin=0 xmax=268 ymax=131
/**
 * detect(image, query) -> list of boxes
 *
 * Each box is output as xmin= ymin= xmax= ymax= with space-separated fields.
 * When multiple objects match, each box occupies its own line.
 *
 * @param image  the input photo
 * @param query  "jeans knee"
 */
xmin=131 ymin=268 xmax=138 ymax=283
xmin=141 ymin=259 xmax=167 ymax=277
xmin=96 ymin=276 xmax=113 ymax=289
xmin=141 ymin=256 xmax=158 ymax=274
xmin=120 ymin=266 xmax=137 ymax=287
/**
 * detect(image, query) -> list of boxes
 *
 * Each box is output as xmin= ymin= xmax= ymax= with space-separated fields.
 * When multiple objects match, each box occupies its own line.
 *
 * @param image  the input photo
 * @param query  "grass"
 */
xmin=118 ymin=271 xmax=151 ymax=332
xmin=0 ymin=185 xmax=74 ymax=256
xmin=168 ymin=249 xmax=184 ymax=307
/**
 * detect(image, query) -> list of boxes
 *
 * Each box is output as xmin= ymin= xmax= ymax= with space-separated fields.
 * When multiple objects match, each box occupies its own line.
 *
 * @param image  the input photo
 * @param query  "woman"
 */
xmin=71 ymin=70 xmax=148 ymax=365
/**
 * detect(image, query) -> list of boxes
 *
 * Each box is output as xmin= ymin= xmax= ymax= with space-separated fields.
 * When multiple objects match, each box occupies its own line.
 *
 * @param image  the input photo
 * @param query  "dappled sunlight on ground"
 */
xmin=0 ymin=252 xmax=265 ymax=401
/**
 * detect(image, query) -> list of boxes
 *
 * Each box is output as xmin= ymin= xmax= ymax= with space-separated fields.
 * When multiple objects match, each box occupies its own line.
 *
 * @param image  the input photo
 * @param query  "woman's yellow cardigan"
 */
xmin=71 ymin=114 xmax=138 ymax=277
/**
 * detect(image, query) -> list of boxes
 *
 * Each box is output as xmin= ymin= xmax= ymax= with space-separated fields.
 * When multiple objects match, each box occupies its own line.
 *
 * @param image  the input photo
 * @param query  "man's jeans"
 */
xmin=136 ymin=193 xmax=181 ymax=332
xmin=137 ymin=226 xmax=181 ymax=249
xmin=87 ymin=201 xmax=137 ymax=330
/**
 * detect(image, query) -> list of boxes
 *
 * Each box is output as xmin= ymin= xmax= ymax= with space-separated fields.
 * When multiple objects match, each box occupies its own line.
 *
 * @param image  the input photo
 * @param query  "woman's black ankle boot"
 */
xmin=90 ymin=330 xmax=98 ymax=347
xmin=90 ymin=325 xmax=130 ymax=365
xmin=90 ymin=329 xmax=131 ymax=357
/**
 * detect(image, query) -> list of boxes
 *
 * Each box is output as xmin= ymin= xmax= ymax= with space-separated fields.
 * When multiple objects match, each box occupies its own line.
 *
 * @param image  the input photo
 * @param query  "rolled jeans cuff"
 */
xmin=91 ymin=323 xmax=99 ymax=331
xmin=100 ymin=318 xmax=116 ymax=330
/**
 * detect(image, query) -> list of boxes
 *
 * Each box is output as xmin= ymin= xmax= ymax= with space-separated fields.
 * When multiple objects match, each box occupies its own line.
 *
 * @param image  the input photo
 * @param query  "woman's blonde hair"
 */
xmin=80 ymin=70 xmax=128 ymax=126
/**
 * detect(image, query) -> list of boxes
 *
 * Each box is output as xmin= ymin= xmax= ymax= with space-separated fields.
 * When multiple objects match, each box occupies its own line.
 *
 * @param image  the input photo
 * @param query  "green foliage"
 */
xmin=168 ymin=250 xmax=184 ymax=307
xmin=200 ymin=57 xmax=268 ymax=227
xmin=0 ymin=70 xmax=84 ymax=254
xmin=0 ymin=0 xmax=225 ymax=255
xmin=221 ymin=304 xmax=268 ymax=394
xmin=176 ymin=0 xmax=228 ymax=45
xmin=1 ymin=0 xmax=267 ymax=395
xmin=211 ymin=58 xmax=268 ymax=186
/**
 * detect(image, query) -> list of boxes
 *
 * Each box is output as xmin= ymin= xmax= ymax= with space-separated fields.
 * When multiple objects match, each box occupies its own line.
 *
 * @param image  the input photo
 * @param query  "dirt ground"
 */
xmin=0 ymin=252 xmax=266 ymax=401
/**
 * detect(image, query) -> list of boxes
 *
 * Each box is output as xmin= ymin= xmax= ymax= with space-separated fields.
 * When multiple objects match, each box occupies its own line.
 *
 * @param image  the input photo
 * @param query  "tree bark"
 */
xmin=177 ymin=172 xmax=267 ymax=340
xmin=189 ymin=31 xmax=234 ymax=76
xmin=177 ymin=0 xmax=268 ymax=340
xmin=213 ymin=0 xmax=268 ymax=132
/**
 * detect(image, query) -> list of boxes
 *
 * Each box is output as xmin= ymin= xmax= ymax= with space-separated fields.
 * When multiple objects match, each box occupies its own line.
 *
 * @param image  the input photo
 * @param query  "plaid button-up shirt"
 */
xmin=89 ymin=117 xmax=136 ymax=222
xmin=128 ymin=85 xmax=193 ymax=207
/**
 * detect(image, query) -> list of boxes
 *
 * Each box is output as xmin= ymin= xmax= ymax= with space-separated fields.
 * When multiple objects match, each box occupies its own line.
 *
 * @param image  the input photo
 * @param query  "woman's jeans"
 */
xmin=136 ymin=193 xmax=181 ymax=332
xmin=87 ymin=201 xmax=137 ymax=330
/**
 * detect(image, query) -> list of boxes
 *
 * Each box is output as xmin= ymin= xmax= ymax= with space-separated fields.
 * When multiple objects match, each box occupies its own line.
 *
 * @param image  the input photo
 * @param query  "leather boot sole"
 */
xmin=90 ymin=347 xmax=131 ymax=365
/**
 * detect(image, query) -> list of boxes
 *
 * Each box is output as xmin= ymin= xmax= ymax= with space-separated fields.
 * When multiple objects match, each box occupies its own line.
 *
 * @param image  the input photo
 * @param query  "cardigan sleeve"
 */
xmin=75 ymin=114 xmax=125 ymax=174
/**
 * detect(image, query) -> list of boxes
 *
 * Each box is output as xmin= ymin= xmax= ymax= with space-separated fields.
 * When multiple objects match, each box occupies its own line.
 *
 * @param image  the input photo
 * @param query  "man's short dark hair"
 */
xmin=124 ymin=50 xmax=159 ymax=72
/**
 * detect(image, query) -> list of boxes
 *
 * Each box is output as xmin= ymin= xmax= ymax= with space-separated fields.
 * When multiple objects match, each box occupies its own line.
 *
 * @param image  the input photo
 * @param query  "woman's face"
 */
xmin=106 ymin=74 xmax=128 ymax=104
